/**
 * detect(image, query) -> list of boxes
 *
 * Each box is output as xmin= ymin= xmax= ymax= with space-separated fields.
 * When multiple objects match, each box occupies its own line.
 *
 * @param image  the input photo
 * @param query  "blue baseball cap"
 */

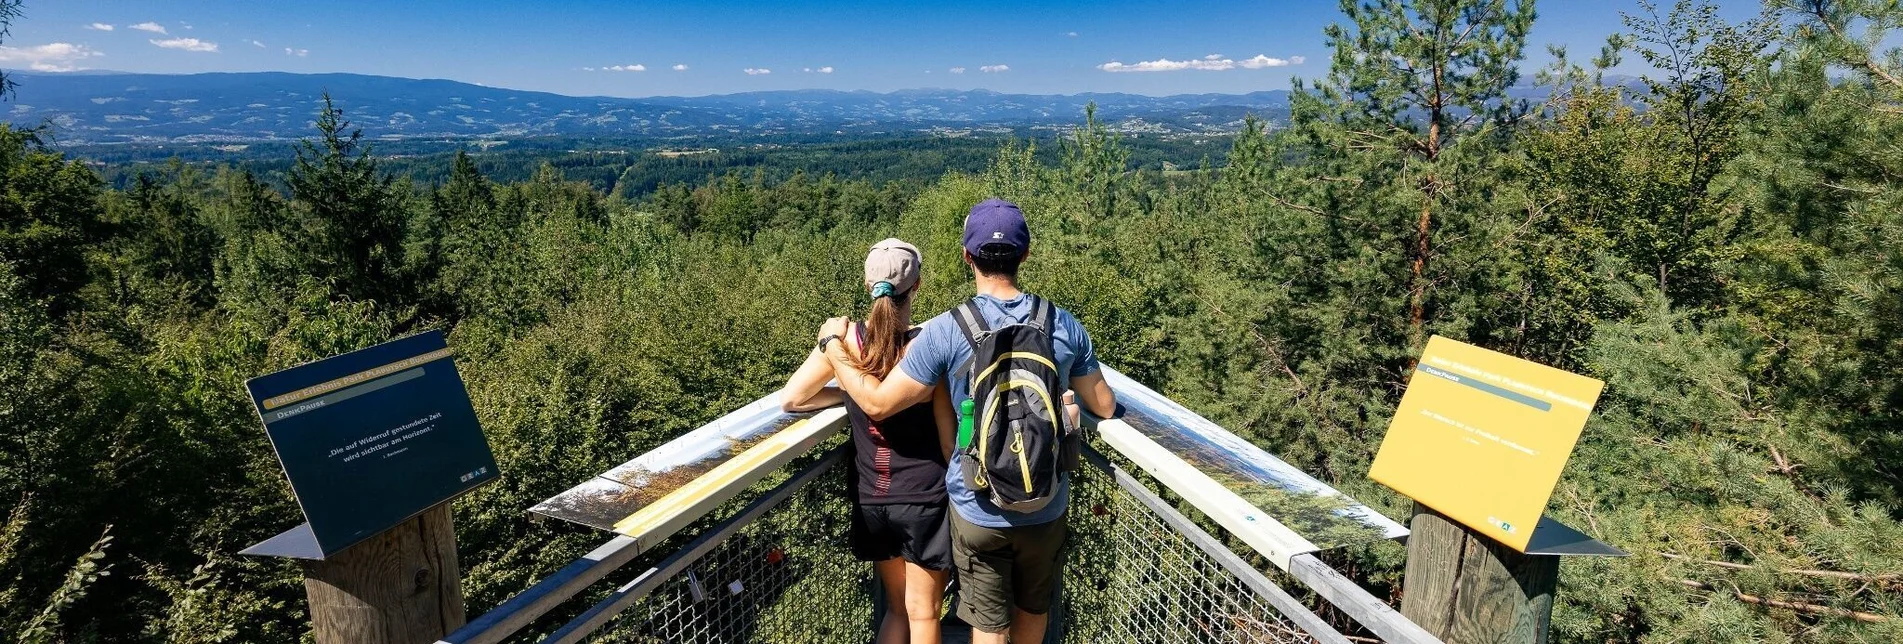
xmin=963 ymin=198 xmax=1031 ymax=259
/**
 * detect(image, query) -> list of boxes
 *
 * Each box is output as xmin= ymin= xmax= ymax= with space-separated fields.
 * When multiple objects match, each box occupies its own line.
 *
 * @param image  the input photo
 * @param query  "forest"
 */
xmin=62 ymin=132 xmax=1231 ymax=201
xmin=4 ymin=0 xmax=1903 ymax=641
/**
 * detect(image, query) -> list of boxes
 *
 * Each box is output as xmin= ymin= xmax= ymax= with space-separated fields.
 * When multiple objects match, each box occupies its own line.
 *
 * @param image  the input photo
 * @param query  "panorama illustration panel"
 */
xmin=535 ymin=368 xmax=1405 ymax=553
xmin=1100 ymin=367 xmax=1408 ymax=550
xmin=531 ymin=395 xmax=814 ymax=531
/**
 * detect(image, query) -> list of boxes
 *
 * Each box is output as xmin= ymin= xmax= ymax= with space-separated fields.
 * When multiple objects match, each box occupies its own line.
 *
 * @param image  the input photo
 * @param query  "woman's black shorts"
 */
xmin=850 ymin=502 xmax=953 ymax=571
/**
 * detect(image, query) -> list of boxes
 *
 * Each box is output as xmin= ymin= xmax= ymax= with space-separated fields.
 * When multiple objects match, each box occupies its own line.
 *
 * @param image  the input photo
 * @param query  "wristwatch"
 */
xmin=817 ymin=334 xmax=842 ymax=353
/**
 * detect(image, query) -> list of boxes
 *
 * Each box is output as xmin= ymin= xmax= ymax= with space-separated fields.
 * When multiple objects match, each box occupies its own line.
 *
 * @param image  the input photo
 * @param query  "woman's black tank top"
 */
xmin=843 ymin=322 xmax=948 ymax=505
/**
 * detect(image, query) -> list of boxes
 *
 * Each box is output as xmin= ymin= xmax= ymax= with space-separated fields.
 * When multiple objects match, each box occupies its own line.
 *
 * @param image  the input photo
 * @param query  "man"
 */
xmin=822 ymin=198 xmax=1116 ymax=644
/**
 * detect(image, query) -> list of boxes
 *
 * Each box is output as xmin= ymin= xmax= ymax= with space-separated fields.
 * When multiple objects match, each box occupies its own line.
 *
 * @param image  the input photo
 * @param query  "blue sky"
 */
xmin=2 ymin=1 xmax=1764 ymax=97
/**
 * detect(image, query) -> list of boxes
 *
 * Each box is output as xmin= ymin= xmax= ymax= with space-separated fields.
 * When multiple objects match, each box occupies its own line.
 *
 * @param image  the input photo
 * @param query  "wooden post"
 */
xmin=1400 ymin=503 xmax=1557 ymax=644
xmin=302 ymin=504 xmax=466 ymax=644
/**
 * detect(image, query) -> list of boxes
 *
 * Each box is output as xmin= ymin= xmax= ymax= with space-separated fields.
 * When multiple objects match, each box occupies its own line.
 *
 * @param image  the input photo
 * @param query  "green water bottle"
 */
xmin=956 ymin=399 xmax=975 ymax=450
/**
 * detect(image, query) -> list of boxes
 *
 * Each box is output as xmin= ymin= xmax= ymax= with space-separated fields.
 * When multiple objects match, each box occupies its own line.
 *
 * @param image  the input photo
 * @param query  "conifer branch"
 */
xmin=1190 ymin=290 xmax=1310 ymax=399
xmin=1796 ymin=0 xmax=1903 ymax=92
xmin=1677 ymin=579 xmax=1893 ymax=623
xmin=1662 ymin=552 xmax=1903 ymax=586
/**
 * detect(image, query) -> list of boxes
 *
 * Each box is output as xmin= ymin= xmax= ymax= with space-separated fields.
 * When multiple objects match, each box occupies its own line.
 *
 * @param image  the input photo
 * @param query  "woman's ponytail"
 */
xmin=852 ymin=287 xmax=911 ymax=379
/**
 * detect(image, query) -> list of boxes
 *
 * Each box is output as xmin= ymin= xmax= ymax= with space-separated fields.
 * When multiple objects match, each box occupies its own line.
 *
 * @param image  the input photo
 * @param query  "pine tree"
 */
xmin=0 ymin=125 xmax=106 ymax=319
xmin=0 ymin=0 xmax=22 ymax=100
xmin=285 ymin=93 xmax=408 ymax=305
xmin=1305 ymin=0 xmax=1537 ymax=350
xmin=411 ymin=150 xmax=498 ymax=318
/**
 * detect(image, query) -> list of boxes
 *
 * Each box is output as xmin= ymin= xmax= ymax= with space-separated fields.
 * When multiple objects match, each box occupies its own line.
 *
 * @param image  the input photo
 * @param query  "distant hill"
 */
xmin=0 ymin=71 xmax=1296 ymax=143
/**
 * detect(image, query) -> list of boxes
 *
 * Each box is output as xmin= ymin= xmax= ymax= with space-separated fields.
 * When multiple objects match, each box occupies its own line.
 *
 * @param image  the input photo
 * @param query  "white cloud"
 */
xmin=1102 ymin=58 xmax=1226 ymax=72
xmin=980 ymin=64 xmax=1009 ymax=73
xmin=802 ymin=67 xmax=811 ymax=72
xmin=129 ymin=22 xmax=167 ymax=35
xmin=0 ymin=42 xmax=105 ymax=72
xmin=1098 ymin=53 xmax=1304 ymax=73
xmin=949 ymin=67 xmax=966 ymax=74
xmin=285 ymin=47 xmax=310 ymax=57
xmin=603 ymin=64 xmax=644 ymax=71
xmin=1099 ymin=58 xmax=1220 ymax=72
xmin=817 ymin=66 xmax=833 ymax=74
xmin=744 ymin=67 xmax=771 ymax=75
xmin=1065 ymin=31 xmax=1079 ymax=37
xmin=1240 ymin=54 xmax=1303 ymax=68
xmin=582 ymin=67 xmax=596 ymax=71
xmin=247 ymin=39 xmax=266 ymax=48
xmin=151 ymin=38 xmax=218 ymax=52
xmin=86 ymin=23 xmax=114 ymax=31
xmin=673 ymin=64 xmax=688 ymax=71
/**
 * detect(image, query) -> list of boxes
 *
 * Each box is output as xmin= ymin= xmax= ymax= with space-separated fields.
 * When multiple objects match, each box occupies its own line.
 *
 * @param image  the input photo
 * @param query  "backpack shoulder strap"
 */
xmin=950 ymin=299 xmax=989 ymax=387
xmin=950 ymin=299 xmax=989 ymax=348
xmin=1028 ymin=295 xmax=1055 ymax=333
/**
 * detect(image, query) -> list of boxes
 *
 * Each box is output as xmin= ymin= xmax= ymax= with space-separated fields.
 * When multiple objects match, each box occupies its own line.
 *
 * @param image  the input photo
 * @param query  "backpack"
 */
xmin=951 ymin=295 xmax=1079 ymax=513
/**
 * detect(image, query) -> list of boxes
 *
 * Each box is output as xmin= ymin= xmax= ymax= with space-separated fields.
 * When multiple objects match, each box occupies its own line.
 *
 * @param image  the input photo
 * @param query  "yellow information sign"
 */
xmin=1369 ymin=336 xmax=1605 ymax=552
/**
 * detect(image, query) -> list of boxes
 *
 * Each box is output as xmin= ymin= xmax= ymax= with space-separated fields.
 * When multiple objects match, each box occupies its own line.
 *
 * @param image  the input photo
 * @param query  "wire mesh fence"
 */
xmin=590 ymin=461 xmax=872 ymax=644
xmin=1061 ymin=461 xmax=1326 ymax=644
xmin=582 ymin=451 xmax=1333 ymax=643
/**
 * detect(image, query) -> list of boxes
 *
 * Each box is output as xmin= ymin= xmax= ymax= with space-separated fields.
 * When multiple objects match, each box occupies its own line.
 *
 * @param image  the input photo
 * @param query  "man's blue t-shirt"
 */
xmin=898 ymin=293 xmax=1101 ymax=528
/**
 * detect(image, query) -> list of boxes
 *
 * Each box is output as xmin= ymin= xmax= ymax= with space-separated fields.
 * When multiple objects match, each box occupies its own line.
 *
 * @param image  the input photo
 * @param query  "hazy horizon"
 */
xmin=0 ymin=1 xmax=1762 ymax=99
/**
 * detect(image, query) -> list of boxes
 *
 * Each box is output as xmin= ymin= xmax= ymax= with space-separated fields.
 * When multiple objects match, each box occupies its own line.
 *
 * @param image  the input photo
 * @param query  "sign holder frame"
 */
xmin=1371 ymin=336 xmax=1626 ymax=643
xmin=237 ymin=330 xmax=496 ymax=643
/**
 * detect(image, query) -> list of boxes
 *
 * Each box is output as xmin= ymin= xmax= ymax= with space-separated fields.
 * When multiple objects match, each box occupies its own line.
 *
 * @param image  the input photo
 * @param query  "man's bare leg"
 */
xmin=874 ymin=559 xmax=910 ymax=644
xmin=970 ymin=626 xmax=1007 ymax=644
xmin=1008 ymin=608 xmax=1048 ymax=643
xmin=968 ymin=609 xmax=1045 ymax=643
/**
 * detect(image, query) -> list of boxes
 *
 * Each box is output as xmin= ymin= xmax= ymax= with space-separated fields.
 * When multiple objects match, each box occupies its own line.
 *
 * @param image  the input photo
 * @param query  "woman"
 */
xmin=780 ymin=238 xmax=955 ymax=644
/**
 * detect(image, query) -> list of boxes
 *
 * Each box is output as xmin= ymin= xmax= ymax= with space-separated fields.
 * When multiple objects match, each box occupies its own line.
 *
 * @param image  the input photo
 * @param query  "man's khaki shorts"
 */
xmin=949 ymin=509 xmax=1068 ymax=633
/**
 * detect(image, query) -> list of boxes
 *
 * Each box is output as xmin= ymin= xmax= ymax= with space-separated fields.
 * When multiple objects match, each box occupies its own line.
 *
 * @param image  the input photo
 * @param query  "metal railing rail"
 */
xmin=1081 ymin=445 xmax=1351 ymax=644
xmin=540 ymin=446 xmax=847 ymax=643
xmin=437 ymin=447 xmax=847 ymax=644
xmin=1085 ymin=444 xmax=1439 ymax=644
xmin=447 ymin=443 xmax=1440 ymax=643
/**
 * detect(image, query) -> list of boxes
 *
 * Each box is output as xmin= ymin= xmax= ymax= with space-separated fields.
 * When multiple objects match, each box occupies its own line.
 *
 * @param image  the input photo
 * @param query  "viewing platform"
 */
xmin=423 ymin=367 xmax=1568 ymax=643
xmin=238 ymin=334 xmax=1618 ymax=644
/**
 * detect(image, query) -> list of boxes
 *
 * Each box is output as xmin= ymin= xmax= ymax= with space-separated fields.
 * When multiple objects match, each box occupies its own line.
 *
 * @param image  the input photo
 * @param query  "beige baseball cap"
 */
xmin=864 ymin=238 xmax=922 ymax=298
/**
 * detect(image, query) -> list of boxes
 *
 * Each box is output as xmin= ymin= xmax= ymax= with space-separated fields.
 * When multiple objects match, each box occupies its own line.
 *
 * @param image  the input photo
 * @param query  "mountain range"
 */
xmin=2 ymin=71 xmax=1297 ymax=144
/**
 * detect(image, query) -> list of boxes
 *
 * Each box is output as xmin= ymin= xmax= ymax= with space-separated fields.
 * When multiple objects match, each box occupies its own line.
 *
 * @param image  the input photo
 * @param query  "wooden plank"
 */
xmin=303 ymin=504 xmax=465 ymax=644
xmin=1400 ymin=503 xmax=1558 ymax=644
xmin=1096 ymin=418 xmax=1320 ymax=569
xmin=1287 ymin=553 xmax=1444 ymax=644
xmin=611 ymin=407 xmax=845 ymax=547
xmin=1081 ymin=446 xmax=1352 ymax=644
xmin=540 ymin=447 xmax=847 ymax=644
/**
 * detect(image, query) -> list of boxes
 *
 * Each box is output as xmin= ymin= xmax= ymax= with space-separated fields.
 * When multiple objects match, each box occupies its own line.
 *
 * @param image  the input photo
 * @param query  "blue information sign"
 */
xmin=240 ymin=330 xmax=498 ymax=559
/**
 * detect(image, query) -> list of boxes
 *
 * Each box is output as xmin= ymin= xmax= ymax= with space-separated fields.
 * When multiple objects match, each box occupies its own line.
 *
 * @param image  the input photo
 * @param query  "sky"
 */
xmin=0 ymin=1 xmax=1766 ymax=98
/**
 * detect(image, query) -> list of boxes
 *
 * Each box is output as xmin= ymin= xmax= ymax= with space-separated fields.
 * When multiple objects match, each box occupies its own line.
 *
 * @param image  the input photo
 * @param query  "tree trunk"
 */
xmin=1409 ymin=190 xmax=1433 ymax=351
xmin=1410 ymin=77 xmax=1444 ymax=352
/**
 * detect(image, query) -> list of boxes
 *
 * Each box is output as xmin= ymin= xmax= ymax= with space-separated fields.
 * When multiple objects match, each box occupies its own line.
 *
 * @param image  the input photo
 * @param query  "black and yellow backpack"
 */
xmin=951 ymin=295 xmax=1077 ymax=513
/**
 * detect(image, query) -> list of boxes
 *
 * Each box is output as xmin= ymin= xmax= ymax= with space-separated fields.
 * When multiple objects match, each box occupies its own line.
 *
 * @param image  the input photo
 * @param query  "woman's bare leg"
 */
xmin=904 ymin=560 xmax=950 ymax=644
xmin=875 ymin=558 xmax=911 ymax=644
